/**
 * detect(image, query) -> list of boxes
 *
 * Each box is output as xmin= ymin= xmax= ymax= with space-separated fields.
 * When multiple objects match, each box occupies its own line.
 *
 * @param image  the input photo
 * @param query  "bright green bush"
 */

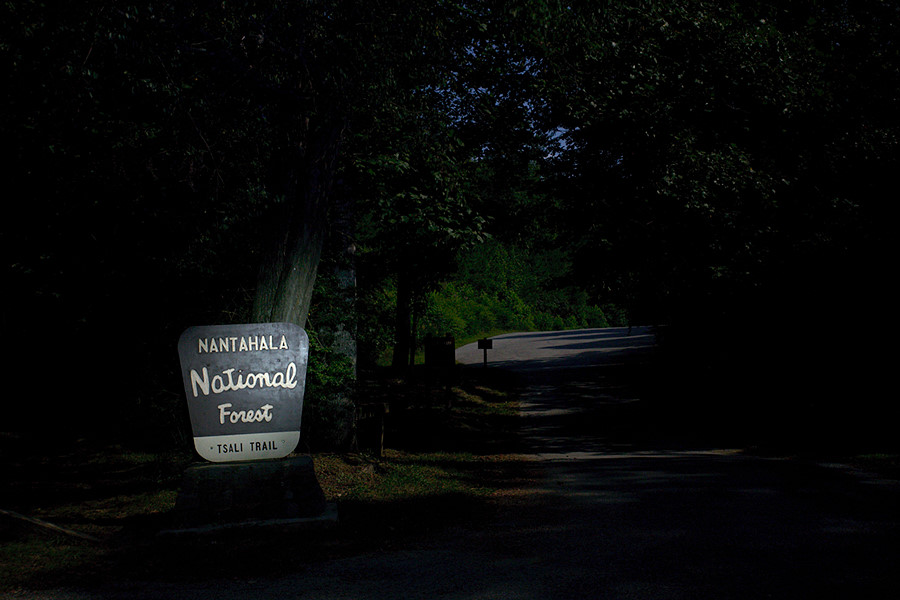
xmin=417 ymin=240 xmax=623 ymax=340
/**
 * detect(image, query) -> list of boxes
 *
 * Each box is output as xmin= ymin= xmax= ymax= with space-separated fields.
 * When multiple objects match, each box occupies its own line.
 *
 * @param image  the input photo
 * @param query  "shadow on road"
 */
xmin=461 ymin=450 xmax=900 ymax=599
xmin=461 ymin=327 xmax=726 ymax=454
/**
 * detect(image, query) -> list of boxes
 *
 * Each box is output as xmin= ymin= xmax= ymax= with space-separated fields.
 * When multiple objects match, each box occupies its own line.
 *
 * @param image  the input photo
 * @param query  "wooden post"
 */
xmin=477 ymin=338 xmax=493 ymax=367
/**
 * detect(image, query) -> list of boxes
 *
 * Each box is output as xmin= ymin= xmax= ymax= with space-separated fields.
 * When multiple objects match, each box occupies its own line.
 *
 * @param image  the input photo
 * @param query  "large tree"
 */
xmin=2 ymin=0 xmax=492 ymax=438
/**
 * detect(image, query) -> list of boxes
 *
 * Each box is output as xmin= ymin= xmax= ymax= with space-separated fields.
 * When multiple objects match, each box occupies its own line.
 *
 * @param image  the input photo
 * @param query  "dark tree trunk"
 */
xmin=330 ymin=186 xmax=358 ymax=378
xmin=252 ymin=124 xmax=344 ymax=327
xmin=409 ymin=300 xmax=419 ymax=368
xmin=392 ymin=266 xmax=413 ymax=370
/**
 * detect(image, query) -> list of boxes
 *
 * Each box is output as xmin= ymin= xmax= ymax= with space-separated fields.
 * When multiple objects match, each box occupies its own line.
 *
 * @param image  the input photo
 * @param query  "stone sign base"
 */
xmin=160 ymin=456 xmax=336 ymax=537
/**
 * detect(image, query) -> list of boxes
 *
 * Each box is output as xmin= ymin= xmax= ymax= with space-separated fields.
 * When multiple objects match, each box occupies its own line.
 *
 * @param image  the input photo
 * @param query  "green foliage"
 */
xmin=418 ymin=239 xmax=618 ymax=341
xmin=299 ymin=266 xmax=360 ymax=450
xmin=306 ymin=330 xmax=355 ymax=403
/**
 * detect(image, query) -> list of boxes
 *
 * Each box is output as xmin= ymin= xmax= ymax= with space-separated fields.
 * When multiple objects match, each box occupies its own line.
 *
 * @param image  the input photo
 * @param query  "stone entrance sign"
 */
xmin=177 ymin=323 xmax=309 ymax=463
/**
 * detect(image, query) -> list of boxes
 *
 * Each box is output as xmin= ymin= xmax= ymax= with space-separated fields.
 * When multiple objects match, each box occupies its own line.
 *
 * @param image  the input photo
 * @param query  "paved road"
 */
xmin=18 ymin=328 xmax=900 ymax=599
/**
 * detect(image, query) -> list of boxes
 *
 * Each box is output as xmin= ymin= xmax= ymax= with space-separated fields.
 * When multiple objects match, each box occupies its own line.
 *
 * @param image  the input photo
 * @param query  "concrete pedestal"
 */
xmin=162 ymin=456 xmax=336 ymax=537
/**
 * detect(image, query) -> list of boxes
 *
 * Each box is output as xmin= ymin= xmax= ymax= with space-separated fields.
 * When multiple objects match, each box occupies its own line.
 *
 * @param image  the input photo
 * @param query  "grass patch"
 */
xmin=848 ymin=453 xmax=900 ymax=479
xmin=309 ymin=448 xmax=531 ymax=546
xmin=315 ymin=450 xmax=519 ymax=502
xmin=0 ymin=539 xmax=105 ymax=589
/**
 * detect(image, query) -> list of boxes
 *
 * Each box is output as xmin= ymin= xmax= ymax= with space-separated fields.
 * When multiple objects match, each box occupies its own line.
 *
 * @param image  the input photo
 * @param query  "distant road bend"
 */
xmin=456 ymin=326 xmax=658 ymax=372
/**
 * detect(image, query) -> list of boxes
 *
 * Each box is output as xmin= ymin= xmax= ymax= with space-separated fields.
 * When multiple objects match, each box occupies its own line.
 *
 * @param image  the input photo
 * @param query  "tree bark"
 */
xmin=252 ymin=123 xmax=344 ymax=327
xmin=391 ymin=266 xmax=413 ymax=370
xmin=330 ymin=186 xmax=358 ymax=378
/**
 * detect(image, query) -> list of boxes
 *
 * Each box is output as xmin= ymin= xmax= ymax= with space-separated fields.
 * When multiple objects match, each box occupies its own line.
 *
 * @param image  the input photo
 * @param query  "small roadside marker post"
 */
xmin=477 ymin=338 xmax=493 ymax=367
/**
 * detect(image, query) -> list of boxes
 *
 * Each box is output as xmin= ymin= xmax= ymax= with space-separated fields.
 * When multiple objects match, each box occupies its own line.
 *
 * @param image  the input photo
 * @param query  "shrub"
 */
xmin=418 ymin=241 xmax=628 ymax=340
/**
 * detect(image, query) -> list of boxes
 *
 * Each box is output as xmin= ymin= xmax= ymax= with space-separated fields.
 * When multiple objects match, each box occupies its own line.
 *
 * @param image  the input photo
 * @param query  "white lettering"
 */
xmin=217 ymin=403 xmax=274 ymax=425
xmin=218 ymin=403 xmax=232 ymax=424
xmin=286 ymin=362 xmax=297 ymax=387
xmin=190 ymin=367 xmax=210 ymax=397
xmin=188 ymin=363 xmax=299 ymax=397
xmin=197 ymin=334 xmax=295 ymax=354
xmin=272 ymin=371 xmax=284 ymax=387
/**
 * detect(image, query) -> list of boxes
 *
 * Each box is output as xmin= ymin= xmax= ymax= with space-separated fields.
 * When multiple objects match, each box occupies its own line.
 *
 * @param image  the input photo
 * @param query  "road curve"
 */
xmin=455 ymin=326 xmax=657 ymax=371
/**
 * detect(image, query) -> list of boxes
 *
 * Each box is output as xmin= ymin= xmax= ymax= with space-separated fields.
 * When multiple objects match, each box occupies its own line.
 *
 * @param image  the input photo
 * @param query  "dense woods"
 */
xmin=3 ymin=1 xmax=895 ymax=451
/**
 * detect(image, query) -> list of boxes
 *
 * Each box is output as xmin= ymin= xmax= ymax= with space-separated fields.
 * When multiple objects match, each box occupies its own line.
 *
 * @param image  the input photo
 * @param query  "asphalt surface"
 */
xmin=15 ymin=327 xmax=900 ymax=599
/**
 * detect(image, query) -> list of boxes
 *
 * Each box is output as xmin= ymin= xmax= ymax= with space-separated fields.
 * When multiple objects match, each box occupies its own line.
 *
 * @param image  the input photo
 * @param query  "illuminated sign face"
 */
xmin=177 ymin=323 xmax=309 ymax=463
